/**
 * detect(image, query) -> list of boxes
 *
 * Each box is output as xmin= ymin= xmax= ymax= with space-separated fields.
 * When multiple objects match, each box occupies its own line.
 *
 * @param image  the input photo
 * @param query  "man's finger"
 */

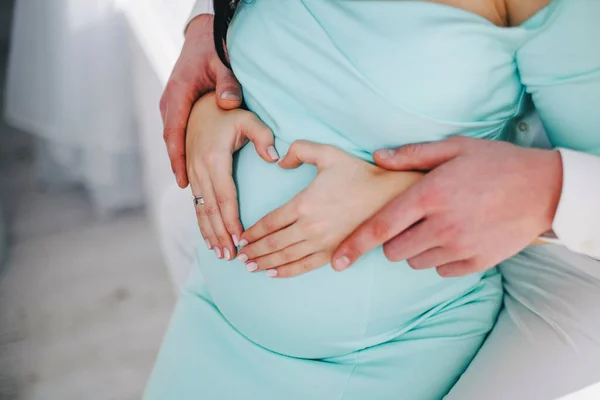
xmin=381 ymin=221 xmax=440 ymax=262
xmin=405 ymin=247 xmax=456 ymax=271
xmin=215 ymin=64 xmax=243 ymax=110
xmin=159 ymin=93 xmax=168 ymax=125
xmin=163 ymin=86 xmax=196 ymax=188
xmin=436 ymin=259 xmax=477 ymax=278
xmin=164 ymin=123 xmax=188 ymax=187
xmin=331 ymin=184 xmax=427 ymax=271
xmin=373 ymin=136 xmax=465 ymax=171
xmin=172 ymin=156 xmax=189 ymax=189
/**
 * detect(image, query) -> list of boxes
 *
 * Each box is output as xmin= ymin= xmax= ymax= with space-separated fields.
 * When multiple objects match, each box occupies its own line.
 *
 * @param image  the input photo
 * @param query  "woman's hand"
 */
xmin=236 ymin=140 xmax=423 ymax=278
xmin=162 ymin=14 xmax=243 ymax=188
xmin=186 ymin=92 xmax=279 ymax=260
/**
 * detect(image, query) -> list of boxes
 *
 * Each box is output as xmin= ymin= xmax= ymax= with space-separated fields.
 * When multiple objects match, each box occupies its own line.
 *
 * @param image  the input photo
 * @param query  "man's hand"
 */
xmin=332 ymin=136 xmax=563 ymax=278
xmin=160 ymin=14 xmax=242 ymax=188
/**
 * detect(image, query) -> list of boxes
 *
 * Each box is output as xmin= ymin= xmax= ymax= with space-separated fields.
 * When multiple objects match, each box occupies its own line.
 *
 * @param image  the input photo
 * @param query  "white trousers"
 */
xmin=159 ymin=184 xmax=600 ymax=400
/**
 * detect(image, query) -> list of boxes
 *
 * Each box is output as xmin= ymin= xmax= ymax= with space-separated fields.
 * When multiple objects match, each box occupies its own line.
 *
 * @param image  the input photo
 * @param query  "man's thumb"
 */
xmin=215 ymin=65 xmax=242 ymax=110
xmin=373 ymin=138 xmax=462 ymax=171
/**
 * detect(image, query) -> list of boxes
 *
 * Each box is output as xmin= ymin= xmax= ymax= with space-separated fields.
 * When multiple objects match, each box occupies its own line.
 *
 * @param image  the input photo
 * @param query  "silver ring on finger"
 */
xmin=193 ymin=195 xmax=205 ymax=207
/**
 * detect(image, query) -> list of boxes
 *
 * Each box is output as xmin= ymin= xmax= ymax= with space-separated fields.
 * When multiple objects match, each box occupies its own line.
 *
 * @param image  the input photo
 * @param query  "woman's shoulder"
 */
xmin=517 ymin=0 xmax=598 ymax=55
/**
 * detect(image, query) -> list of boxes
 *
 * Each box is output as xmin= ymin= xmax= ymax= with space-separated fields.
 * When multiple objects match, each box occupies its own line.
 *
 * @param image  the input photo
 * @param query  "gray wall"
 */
xmin=1 ymin=0 xmax=31 ymax=274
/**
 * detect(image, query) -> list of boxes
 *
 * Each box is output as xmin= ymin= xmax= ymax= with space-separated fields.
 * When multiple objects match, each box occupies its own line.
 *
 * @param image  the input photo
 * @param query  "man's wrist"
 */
xmin=185 ymin=14 xmax=214 ymax=39
xmin=525 ymin=149 xmax=563 ymax=235
xmin=185 ymin=0 xmax=215 ymax=33
xmin=539 ymin=149 xmax=564 ymax=232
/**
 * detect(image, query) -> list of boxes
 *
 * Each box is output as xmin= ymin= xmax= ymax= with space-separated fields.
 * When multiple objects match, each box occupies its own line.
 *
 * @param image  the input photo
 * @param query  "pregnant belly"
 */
xmin=196 ymin=139 xmax=482 ymax=359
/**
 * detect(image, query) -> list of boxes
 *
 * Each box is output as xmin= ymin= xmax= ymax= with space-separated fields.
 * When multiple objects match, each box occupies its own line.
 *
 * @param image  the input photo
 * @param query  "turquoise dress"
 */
xmin=145 ymin=1 xmax=600 ymax=399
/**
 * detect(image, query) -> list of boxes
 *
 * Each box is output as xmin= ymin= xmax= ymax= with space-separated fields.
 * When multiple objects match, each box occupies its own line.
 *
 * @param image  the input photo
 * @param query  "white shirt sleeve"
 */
xmin=551 ymin=149 xmax=600 ymax=260
xmin=515 ymin=2 xmax=600 ymax=261
xmin=186 ymin=0 xmax=214 ymax=32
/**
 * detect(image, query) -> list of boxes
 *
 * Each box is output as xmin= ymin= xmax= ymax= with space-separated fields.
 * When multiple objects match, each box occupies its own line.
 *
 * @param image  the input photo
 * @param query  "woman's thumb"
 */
xmin=242 ymin=115 xmax=279 ymax=163
xmin=278 ymin=140 xmax=334 ymax=170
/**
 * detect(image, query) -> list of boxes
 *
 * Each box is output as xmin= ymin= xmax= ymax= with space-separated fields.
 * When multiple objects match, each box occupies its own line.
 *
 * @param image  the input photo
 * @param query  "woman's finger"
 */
xmin=266 ymin=252 xmax=329 ymax=279
xmin=244 ymin=241 xmax=314 ymax=272
xmin=209 ymin=154 xmax=243 ymax=249
xmin=190 ymin=176 xmax=218 ymax=252
xmin=238 ymin=225 xmax=303 ymax=264
xmin=240 ymin=200 xmax=297 ymax=246
xmin=194 ymin=198 xmax=217 ymax=251
xmin=279 ymin=140 xmax=338 ymax=170
xmin=198 ymin=177 xmax=235 ymax=260
xmin=240 ymin=114 xmax=279 ymax=163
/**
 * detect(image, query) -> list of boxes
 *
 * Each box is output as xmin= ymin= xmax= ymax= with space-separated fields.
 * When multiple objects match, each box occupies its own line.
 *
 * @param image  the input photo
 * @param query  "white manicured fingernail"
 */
xmin=214 ymin=247 xmax=222 ymax=259
xmin=239 ymin=239 xmax=248 ymax=248
xmin=267 ymin=146 xmax=279 ymax=161
xmin=246 ymin=262 xmax=258 ymax=272
xmin=237 ymin=253 xmax=248 ymax=263
xmin=205 ymin=239 xmax=212 ymax=249
xmin=221 ymin=91 xmax=241 ymax=101
xmin=223 ymin=248 xmax=231 ymax=260
xmin=232 ymin=234 xmax=239 ymax=247
xmin=266 ymin=269 xmax=278 ymax=277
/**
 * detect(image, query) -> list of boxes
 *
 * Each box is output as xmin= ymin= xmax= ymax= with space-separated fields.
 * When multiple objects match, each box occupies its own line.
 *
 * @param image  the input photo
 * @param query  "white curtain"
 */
xmin=4 ymin=0 xmax=143 ymax=217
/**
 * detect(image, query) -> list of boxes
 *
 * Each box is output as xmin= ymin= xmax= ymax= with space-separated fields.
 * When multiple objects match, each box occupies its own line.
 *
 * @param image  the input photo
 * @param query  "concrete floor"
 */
xmin=0 ymin=1 xmax=176 ymax=399
xmin=0 ymin=210 xmax=175 ymax=400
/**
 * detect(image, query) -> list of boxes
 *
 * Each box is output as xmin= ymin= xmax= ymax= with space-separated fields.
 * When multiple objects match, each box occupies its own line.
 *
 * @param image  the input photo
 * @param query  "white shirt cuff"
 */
xmin=185 ymin=0 xmax=214 ymax=32
xmin=551 ymin=148 xmax=600 ymax=259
